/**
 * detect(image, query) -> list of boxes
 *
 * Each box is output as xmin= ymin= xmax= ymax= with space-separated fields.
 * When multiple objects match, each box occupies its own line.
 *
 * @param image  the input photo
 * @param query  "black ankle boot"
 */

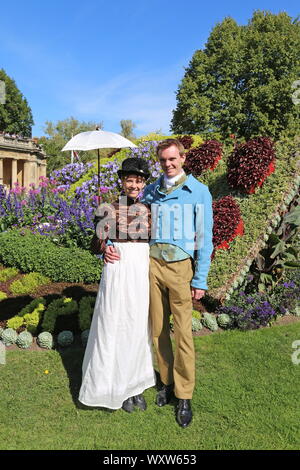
xmin=122 ymin=396 xmax=135 ymax=413
xmin=156 ymin=383 xmax=174 ymax=407
xmin=133 ymin=394 xmax=147 ymax=411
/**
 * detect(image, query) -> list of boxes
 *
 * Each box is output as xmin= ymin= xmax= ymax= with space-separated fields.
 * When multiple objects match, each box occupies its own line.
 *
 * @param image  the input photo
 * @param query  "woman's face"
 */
xmin=122 ymin=174 xmax=146 ymax=199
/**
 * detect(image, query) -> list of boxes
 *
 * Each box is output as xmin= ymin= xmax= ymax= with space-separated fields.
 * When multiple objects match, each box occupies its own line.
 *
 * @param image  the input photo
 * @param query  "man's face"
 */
xmin=158 ymin=145 xmax=186 ymax=178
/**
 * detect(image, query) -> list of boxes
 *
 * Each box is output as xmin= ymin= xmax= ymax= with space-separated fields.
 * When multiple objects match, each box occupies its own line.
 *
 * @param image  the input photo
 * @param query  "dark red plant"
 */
xmin=184 ymin=140 xmax=223 ymax=176
xmin=177 ymin=135 xmax=194 ymax=149
xmin=211 ymin=196 xmax=244 ymax=259
xmin=107 ymin=148 xmax=121 ymax=158
xmin=227 ymin=137 xmax=276 ymax=194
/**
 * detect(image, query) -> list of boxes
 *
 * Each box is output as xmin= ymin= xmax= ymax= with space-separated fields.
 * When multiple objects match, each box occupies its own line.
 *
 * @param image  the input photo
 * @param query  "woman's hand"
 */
xmin=104 ymin=245 xmax=120 ymax=264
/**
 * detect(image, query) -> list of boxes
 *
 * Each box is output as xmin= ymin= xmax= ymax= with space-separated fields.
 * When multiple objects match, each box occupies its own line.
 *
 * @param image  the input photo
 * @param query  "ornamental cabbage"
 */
xmin=57 ymin=330 xmax=74 ymax=347
xmin=2 ymin=328 xmax=18 ymax=346
xmin=16 ymin=331 xmax=33 ymax=349
xmin=201 ymin=313 xmax=219 ymax=332
xmin=37 ymin=332 xmax=53 ymax=349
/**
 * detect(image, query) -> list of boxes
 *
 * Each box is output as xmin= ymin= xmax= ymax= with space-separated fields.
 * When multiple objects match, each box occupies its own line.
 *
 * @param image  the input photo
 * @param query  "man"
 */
xmin=103 ymin=139 xmax=213 ymax=428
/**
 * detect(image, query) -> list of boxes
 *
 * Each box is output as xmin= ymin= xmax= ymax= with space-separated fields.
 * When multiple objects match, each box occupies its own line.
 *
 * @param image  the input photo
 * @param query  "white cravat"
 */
xmin=163 ymin=171 xmax=185 ymax=189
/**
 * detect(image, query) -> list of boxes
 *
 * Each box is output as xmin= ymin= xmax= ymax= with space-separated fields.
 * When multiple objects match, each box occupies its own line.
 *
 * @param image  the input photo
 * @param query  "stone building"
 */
xmin=0 ymin=134 xmax=47 ymax=189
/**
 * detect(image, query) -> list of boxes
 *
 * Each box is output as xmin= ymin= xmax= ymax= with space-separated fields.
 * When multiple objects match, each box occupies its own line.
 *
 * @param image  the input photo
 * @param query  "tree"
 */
xmin=171 ymin=11 xmax=300 ymax=140
xmin=120 ymin=119 xmax=136 ymax=139
xmin=0 ymin=69 xmax=34 ymax=136
xmin=39 ymin=117 xmax=103 ymax=173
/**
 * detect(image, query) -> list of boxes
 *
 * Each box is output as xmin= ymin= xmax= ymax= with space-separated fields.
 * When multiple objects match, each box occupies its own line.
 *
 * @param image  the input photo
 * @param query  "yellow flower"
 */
xmin=44 ymin=369 xmax=49 ymax=374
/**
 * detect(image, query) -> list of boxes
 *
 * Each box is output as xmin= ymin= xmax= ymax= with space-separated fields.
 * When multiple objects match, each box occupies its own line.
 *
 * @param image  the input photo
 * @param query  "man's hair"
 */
xmin=156 ymin=138 xmax=185 ymax=158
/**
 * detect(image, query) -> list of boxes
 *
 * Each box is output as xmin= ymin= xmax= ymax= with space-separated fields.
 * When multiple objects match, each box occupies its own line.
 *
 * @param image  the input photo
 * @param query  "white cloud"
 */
xmin=59 ymin=67 xmax=182 ymax=135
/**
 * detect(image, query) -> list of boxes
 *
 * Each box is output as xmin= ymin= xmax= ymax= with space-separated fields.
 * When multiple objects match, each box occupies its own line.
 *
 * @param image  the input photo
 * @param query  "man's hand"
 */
xmin=191 ymin=288 xmax=206 ymax=300
xmin=104 ymin=245 xmax=120 ymax=264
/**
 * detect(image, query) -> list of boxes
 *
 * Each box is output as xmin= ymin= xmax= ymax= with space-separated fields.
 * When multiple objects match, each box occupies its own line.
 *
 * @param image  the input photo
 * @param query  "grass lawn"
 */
xmin=0 ymin=322 xmax=300 ymax=450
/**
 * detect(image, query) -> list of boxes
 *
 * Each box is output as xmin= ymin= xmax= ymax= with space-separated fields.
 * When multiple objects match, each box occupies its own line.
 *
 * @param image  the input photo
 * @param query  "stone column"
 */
xmin=39 ymin=162 xmax=47 ymax=179
xmin=23 ymin=161 xmax=30 ymax=188
xmin=11 ymin=159 xmax=18 ymax=187
xmin=0 ymin=158 xmax=3 ymax=185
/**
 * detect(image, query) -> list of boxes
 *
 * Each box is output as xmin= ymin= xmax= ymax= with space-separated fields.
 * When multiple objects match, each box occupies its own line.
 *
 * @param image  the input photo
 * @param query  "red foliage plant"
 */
xmin=177 ymin=135 xmax=194 ymax=149
xmin=107 ymin=148 xmax=121 ymax=158
xmin=227 ymin=137 xmax=276 ymax=194
xmin=184 ymin=140 xmax=223 ymax=176
xmin=211 ymin=196 xmax=244 ymax=259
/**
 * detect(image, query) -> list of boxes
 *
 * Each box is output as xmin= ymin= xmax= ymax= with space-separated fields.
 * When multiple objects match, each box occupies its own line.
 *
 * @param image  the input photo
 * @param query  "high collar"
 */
xmin=119 ymin=192 xmax=139 ymax=206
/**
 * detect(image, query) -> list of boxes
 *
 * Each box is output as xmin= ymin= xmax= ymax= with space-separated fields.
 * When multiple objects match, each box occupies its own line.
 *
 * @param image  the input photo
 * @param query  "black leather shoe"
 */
xmin=156 ymin=383 xmax=174 ymax=407
xmin=122 ymin=396 xmax=135 ymax=413
xmin=133 ymin=394 xmax=147 ymax=411
xmin=176 ymin=399 xmax=192 ymax=428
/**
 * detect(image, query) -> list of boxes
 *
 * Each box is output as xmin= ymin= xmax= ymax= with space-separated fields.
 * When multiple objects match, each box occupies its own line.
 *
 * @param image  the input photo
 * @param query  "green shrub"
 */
xmin=0 ymin=291 xmax=7 ymax=301
xmin=6 ymin=316 xmax=24 ymax=330
xmin=7 ymin=301 xmax=46 ymax=333
xmin=10 ymin=272 xmax=50 ymax=295
xmin=81 ymin=329 xmax=90 ymax=347
xmin=192 ymin=309 xmax=202 ymax=320
xmin=78 ymin=296 xmax=95 ymax=331
xmin=0 ymin=267 xmax=19 ymax=282
xmin=41 ymin=298 xmax=78 ymax=333
xmin=0 ymin=230 xmax=102 ymax=283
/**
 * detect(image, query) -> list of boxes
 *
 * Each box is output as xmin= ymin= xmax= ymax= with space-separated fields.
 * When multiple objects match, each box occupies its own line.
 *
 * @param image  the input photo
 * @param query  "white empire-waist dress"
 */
xmin=78 ymin=242 xmax=156 ymax=409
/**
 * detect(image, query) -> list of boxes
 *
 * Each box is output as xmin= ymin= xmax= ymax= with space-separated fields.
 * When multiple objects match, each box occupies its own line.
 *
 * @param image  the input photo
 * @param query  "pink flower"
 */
xmin=21 ymin=200 xmax=27 ymax=206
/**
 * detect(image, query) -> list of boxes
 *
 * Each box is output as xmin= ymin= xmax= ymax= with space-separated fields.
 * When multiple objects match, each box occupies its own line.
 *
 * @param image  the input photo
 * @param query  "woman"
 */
xmin=78 ymin=157 xmax=156 ymax=412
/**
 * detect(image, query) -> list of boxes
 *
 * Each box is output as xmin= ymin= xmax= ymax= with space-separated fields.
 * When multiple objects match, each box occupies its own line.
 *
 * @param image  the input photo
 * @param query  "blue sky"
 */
xmin=0 ymin=0 xmax=299 ymax=137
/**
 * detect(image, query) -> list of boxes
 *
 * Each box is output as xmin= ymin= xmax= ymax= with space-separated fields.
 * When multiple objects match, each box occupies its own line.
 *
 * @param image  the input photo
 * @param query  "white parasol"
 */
xmin=62 ymin=128 xmax=137 ymax=196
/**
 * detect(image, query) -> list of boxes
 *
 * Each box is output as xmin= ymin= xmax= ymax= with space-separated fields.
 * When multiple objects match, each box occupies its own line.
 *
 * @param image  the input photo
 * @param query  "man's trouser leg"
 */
xmin=150 ymin=257 xmax=195 ymax=399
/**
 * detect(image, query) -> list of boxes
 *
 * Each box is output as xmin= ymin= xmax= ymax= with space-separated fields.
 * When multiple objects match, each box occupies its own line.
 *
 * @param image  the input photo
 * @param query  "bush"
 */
xmin=0 ymin=291 xmax=7 ymax=301
xmin=10 ymin=272 xmax=50 ymax=295
xmin=184 ymin=140 xmax=223 ymax=176
xmin=217 ymin=291 xmax=277 ymax=330
xmin=212 ymin=196 xmax=244 ymax=252
xmin=78 ymin=296 xmax=96 ymax=331
xmin=227 ymin=137 xmax=276 ymax=194
xmin=7 ymin=301 xmax=46 ymax=333
xmin=41 ymin=298 xmax=78 ymax=333
xmin=0 ymin=230 xmax=102 ymax=283
xmin=0 ymin=267 xmax=19 ymax=282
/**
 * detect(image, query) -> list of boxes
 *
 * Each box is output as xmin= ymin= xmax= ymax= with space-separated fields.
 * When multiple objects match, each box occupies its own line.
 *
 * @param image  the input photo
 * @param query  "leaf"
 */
xmin=283 ymin=261 xmax=300 ymax=268
xmin=284 ymin=206 xmax=300 ymax=226
xmin=270 ymin=241 xmax=286 ymax=259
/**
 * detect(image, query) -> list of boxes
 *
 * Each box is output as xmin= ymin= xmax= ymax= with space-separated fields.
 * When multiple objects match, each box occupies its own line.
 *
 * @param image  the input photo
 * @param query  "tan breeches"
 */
xmin=149 ymin=257 xmax=195 ymax=399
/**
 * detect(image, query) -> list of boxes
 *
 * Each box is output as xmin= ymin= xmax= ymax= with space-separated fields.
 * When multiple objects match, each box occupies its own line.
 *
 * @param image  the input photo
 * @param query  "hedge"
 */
xmin=0 ymin=230 xmax=102 ymax=283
